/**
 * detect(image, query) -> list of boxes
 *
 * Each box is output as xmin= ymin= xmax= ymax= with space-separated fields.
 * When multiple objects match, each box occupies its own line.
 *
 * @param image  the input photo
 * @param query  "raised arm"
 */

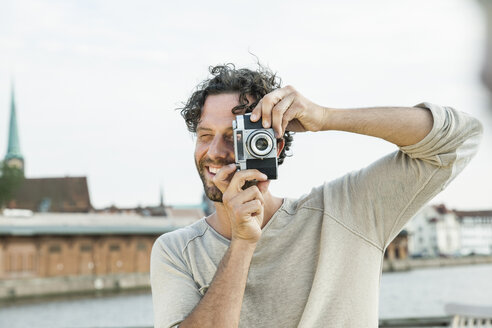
xmin=320 ymin=105 xmax=433 ymax=147
xmin=251 ymin=86 xmax=483 ymax=247
xmin=250 ymin=85 xmax=434 ymax=147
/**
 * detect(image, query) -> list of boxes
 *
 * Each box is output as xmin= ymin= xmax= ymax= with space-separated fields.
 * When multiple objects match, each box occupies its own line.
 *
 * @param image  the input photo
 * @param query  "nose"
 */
xmin=208 ymin=135 xmax=233 ymax=162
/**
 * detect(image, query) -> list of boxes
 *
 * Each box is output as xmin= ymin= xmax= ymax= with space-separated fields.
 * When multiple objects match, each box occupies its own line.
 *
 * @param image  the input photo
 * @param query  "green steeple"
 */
xmin=5 ymin=83 xmax=23 ymax=162
xmin=160 ymin=184 xmax=164 ymax=207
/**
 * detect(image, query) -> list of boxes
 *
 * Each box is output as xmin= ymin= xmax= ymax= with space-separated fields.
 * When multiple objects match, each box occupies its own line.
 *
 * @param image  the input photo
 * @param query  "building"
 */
xmin=8 ymin=177 xmax=92 ymax=213
xmin=2 ymin=83 xmax=93 ymax=213
xmin=2 ymin=84 xmax=212 ymax=218
xmin=454 ymin=209 xmax=492 ymax=256
xmin=3 ymin=84 xmax=24 ymax=172
xmin=95 ymin=195 xmax=207 ymax=220
xmin=0 ymin=213 xmax=198 ymax=280
xmin=407 ymin=205 xmax=461 ymax=257
xmin=384 ymin=230 xmax=409 ymax=260
xmin=406 ymin=204 xmax=492 ymax=257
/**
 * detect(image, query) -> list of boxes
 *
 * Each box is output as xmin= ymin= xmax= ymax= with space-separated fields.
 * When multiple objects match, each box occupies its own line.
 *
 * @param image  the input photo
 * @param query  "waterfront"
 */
xmin=1 ymin=264 xmax=491 ymax=328
xmin=379 ymin=264 xmax=492 ymax=319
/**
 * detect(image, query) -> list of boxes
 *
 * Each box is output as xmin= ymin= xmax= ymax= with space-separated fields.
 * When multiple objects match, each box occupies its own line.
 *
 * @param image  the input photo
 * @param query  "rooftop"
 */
xmin=0 ymin=212 xmax=198 ymax=236
xmin=454 ymin=210 xmax=492 ymax=218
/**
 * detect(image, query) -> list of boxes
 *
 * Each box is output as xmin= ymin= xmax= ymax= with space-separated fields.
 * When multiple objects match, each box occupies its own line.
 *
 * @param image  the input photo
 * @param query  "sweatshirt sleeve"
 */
xmin=323 ymin=103 xmax=483 ymax=250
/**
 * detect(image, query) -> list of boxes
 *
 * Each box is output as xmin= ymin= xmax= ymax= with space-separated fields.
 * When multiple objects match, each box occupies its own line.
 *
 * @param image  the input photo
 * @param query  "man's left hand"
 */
xmin=250 ymin=85 xmax=326 ymax=138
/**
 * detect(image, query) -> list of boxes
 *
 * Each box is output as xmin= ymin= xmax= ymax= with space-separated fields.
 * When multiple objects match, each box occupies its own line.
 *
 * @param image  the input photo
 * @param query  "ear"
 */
xmin=277 ymin=138 xmax=285 ymax=157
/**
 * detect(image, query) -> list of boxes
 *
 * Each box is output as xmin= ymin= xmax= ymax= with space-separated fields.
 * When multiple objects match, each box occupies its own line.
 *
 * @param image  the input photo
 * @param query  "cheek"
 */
xmin=194 ymin=144 xmax=207 ymax=162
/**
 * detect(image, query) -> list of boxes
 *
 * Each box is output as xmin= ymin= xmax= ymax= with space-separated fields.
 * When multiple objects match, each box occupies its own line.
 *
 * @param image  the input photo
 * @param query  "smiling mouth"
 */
xmin=206 ymin=166 xmax=222 ymax=175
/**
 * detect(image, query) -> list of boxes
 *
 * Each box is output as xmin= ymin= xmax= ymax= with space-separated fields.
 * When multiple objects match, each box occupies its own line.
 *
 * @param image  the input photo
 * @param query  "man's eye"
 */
xmin=199 ymin=134 xmax=212 ymax=140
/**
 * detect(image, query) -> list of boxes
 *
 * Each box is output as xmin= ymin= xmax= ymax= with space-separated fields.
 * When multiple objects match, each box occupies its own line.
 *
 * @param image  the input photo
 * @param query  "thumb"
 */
xmin=212 ymin=164 xmax=237 ymax=193
xmin=256 ymin=180 xmax=271 ymax=194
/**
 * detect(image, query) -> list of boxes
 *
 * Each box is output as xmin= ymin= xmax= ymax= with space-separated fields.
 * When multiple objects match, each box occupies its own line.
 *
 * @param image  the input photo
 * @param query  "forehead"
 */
xmin=198 ymin=93 xmax=242 ymax=130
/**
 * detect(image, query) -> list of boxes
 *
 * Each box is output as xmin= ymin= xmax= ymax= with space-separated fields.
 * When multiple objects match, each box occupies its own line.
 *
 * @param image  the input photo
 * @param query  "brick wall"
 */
xmin=0 ymin=235 xmax=159 ymax=279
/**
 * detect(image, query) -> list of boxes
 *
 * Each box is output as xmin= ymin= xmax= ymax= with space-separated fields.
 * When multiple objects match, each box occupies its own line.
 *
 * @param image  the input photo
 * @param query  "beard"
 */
xmin=195 ymin=157 xmax=234 ymax=203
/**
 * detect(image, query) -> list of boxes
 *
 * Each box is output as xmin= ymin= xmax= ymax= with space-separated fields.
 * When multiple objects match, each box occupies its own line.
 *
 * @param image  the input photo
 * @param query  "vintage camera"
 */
xmin=233 ymin=113 xmax=278 ymax=180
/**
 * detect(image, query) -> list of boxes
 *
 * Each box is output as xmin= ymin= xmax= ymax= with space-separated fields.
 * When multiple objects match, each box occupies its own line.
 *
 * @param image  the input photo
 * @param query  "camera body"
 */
xmin=233 ymin=113 xmax=278 ymax=180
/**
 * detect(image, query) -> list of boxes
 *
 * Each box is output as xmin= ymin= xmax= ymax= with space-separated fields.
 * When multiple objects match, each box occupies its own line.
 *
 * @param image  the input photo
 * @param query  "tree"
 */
xmin=0 ymin=162 xmax=24 ymax=209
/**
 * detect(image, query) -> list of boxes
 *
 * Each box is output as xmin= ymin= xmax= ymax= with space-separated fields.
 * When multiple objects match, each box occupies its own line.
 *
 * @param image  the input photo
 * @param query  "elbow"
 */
xmin=463 ymin=115 xmax=484 ymax=156
xmin=472 ymin=117 xmax=484 ymax=139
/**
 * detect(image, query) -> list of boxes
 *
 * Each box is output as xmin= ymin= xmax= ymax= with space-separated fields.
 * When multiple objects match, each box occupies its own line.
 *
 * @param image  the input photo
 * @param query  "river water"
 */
xmin=1 ymin=264 xmax=491 ymax=328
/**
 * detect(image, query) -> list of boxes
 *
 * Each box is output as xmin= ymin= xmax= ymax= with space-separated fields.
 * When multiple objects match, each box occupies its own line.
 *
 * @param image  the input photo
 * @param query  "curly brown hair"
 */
xmin=179 ymin=63 xmax=293 ymax=165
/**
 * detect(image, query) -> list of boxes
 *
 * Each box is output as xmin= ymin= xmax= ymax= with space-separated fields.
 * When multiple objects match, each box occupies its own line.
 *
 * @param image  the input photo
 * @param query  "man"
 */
xmin=151 ymin=64 xmax=482 ymax=328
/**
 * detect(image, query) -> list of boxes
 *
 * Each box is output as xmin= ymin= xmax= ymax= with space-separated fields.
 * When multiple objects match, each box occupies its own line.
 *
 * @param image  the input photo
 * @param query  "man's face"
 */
xmin=194 ymin=93 xmax=244 ymax=202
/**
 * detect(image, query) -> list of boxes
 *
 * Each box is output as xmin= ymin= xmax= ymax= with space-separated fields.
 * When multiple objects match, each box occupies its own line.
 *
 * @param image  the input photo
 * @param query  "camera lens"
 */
xmin=248 ymin=131 xmax=273 ymax=158
xmin=255 ymin=138 xmax=269 ymax=151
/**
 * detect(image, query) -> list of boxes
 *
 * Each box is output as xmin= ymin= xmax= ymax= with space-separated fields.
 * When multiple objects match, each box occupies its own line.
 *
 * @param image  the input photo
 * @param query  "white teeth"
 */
xmin=208 ymin=167 xmax=222 ymax=174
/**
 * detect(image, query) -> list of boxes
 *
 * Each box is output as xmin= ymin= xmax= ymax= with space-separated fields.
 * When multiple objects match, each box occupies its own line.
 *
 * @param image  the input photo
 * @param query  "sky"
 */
xmin=0 ymin=0 xmax=491 ymax=210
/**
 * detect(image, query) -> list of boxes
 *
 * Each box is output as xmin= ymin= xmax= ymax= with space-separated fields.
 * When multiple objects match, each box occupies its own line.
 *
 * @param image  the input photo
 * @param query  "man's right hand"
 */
xmin=213 ymin=164 xmax=268 ymax=244
xmin=178 ymin=164 xmax=267 ymax=328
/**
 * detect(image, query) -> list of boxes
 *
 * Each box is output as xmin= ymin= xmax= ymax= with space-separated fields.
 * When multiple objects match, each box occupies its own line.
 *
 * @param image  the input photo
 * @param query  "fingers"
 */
xmin=235 ymin=184 xmax=264 ymax=206
xmin=251 ymin=86 xmax=295 ymax=132
xmin=251 ymin=99 xmax=266 ymax=126
xmin=212 ymin=164 xmax=237 ymax=193
xmin=222 ymin=177 xmax=266 ymax=243
xmin=226 ymin=186 xmax=264 ymax=218
xmin=282 ymin=106 xmax=298 ymax=135
xmin=256 ymin=180 xmax=270 ymax=194
xmin=237 ymin=199 xmax=264 ymax=218
xmin=271 ymin=93 xmax=295 ymax=137
xmin=228 ymin=169 xmax=268 ymax=194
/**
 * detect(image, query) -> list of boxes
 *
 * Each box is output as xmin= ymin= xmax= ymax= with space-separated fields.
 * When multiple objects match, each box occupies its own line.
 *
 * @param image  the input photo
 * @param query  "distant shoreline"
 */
xmin=0 ymin=272 xmax=150 ymax=302
xmin=1 ymin=257 xmax=492 ymax=301
xmin=383 ymin=255 xmax=492 ymax=272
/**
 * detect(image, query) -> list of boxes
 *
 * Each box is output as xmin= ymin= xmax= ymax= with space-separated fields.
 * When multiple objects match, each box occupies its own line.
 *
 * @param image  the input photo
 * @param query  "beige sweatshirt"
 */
xmin=151 ymin=103 xmax=483 ymax=328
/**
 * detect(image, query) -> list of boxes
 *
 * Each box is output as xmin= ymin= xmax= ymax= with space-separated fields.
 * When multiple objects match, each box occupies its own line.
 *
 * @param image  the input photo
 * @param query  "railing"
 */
xmin=77 ymin=316 xmax=454 ymax=328
xmin=379 ymin=316 xmax=451 ymax=327
xmin=445 ymin=303 xmax=492 ymax=328
xmin=77 ymin=311 xmax=492 ymax=328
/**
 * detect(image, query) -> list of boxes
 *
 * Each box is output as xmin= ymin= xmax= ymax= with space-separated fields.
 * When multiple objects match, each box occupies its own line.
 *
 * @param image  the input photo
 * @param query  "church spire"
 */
xmin=159 ymin=184 xmax=164 ymax=207
xmin=4 ymin=81 xmax=24 ymax=171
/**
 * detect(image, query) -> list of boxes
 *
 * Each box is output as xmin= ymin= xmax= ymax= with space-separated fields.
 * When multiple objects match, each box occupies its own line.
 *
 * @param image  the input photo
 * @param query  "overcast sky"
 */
xmin=0 ymin=0 xmax=491 ymax=210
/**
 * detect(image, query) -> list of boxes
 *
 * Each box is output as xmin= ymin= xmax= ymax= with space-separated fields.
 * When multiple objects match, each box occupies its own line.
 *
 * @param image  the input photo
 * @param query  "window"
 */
xmin=16 ymin=254 xmax=23 ymax=271
xmin=25 ymin=254 xmax=31 ymax=271
xmin=49 ymin=245 xmax=61 ymax=253
xmin=80 ymin=244 xmax=92 ymax=252
xmin=109 ymin=244 xmax=120 ymax=251
xmin=6 ymin=254 xmax=13 ymax=272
